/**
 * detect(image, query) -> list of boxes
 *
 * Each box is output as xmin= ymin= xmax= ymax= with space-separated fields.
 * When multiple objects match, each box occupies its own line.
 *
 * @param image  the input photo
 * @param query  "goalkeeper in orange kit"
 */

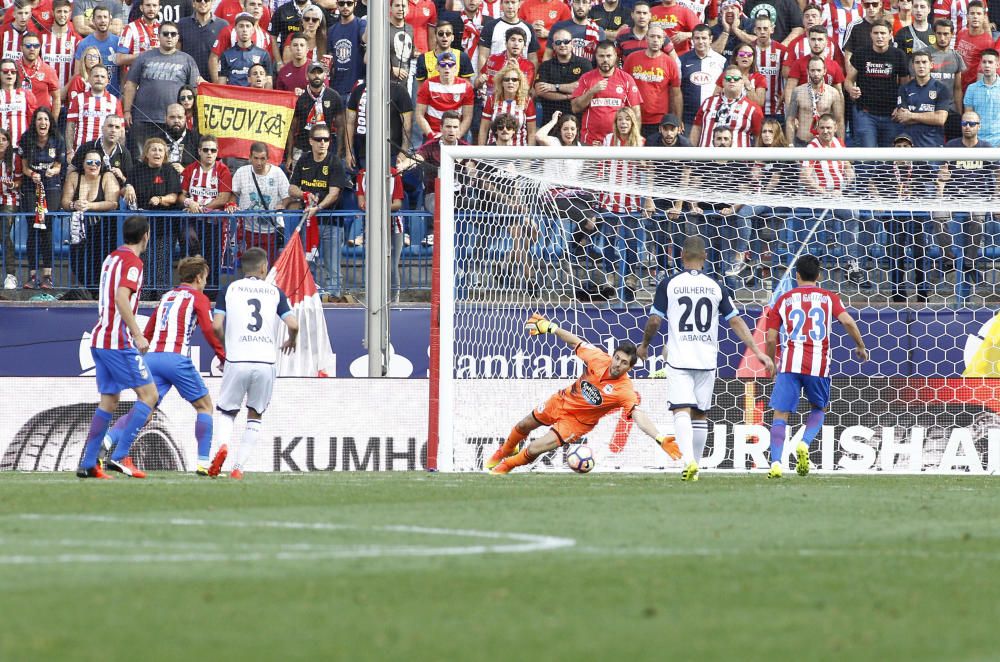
xmin=487 ymin=313 xmax=681 ymax=474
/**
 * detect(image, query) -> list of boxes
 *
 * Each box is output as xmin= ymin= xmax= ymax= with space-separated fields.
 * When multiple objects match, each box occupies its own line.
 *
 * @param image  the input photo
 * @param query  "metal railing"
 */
xmin=0 ymin=209 xmax=436 ymax=300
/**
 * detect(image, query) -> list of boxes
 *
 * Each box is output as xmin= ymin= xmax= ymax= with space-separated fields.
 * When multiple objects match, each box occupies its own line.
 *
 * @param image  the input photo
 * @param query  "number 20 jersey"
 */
xmin=766 ymin=286 xmax=845 ymax=378
xmin=651 ymin=269 xmax=736 ymax=371
xmin=215 ymin=276 xmax=292 ymax=364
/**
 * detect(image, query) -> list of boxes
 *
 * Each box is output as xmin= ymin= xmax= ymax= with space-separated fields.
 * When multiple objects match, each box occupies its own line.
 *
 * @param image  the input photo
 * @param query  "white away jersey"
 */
xmin=650 ymin=269 xmax=736 ymax=370
xmin=216 ymin=276 xmax=293 ymax=364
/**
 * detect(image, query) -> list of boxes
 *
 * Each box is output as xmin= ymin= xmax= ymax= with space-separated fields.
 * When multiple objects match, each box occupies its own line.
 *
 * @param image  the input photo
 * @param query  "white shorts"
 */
xmin=664 ymin=364 xmax=716 ymax=413
xmin=217 ymin=362 xmax=277 ymax=414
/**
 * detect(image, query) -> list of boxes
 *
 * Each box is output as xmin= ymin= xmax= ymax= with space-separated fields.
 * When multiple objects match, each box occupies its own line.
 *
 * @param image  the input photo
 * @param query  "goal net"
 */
xmin=431 ymin=145 xmax=1000 ymax=474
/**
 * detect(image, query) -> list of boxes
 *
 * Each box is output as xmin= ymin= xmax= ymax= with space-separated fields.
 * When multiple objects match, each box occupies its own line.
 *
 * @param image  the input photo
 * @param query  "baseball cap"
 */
xmin=436 ymin=50 xmax=457 ymax=64
xmin=721 ymin=0 xmax=743 ymax=10
xmin=893 ymin=133 xmax=914 ymax=145
xmin=234 ymin=11 xmax=256 ymax=24
xmin=659 ymin=114 xmax=681 ymax=128
xmin=308 ymin=61 xmax=326 ymax=72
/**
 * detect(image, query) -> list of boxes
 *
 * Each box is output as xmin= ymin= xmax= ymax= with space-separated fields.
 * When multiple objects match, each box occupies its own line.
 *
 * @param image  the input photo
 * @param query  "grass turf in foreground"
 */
xmin=0 ymin=472 xmax=998 ymax=662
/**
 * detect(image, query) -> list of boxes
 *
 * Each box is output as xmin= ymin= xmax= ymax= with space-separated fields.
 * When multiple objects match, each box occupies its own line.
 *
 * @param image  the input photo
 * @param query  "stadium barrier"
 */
xmin=1 ymin=377 xmax=997 ymax=474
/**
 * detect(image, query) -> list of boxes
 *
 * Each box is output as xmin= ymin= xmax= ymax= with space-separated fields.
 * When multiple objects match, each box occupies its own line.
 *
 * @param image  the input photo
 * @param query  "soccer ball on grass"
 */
xmin=566 ymin=444 xmax=595 ymax=474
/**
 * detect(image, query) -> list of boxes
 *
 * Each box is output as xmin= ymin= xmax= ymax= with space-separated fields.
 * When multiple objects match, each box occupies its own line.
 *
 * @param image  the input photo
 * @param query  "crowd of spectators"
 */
xmin=0 ymin=0 xmax=998 ymax=302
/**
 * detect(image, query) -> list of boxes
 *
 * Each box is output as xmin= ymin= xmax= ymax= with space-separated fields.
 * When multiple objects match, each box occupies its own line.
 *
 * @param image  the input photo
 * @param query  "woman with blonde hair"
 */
xmin=727 ymin=118 xmax=795 ymax=285
xmin=478 ymin=63 xmax=535 ymax=146
xmin=285 ymin=3 xmax=328 ymax=62
xmin=133 ymin=136 xmax=182 ymax=298
xmin=598 ymin=107 xmax=653 ymax=299
xmin=64 ymin=46 xmax=102 ymax=106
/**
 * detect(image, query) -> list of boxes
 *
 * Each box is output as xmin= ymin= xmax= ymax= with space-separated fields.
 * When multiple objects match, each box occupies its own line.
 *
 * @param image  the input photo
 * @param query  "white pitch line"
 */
xmin=0 ymin=514 xmax=575 ymax=565
xmin=574 ymin=546 xmax=1000 ymax=562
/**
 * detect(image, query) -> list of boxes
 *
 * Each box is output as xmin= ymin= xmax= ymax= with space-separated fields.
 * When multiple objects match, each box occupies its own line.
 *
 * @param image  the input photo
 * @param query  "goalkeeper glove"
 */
xmin=525 ymin=312 xmax=558 ymax=336
xmin=657 ymin=434 xmax=682 ymax=460
xmin=650 ymin=368 xmax=668 ymax=379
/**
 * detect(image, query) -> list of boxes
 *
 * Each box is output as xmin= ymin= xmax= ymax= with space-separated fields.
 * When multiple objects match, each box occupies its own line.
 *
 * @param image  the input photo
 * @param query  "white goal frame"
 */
xmin=429 ymin=145 xmax=1000 ymax=474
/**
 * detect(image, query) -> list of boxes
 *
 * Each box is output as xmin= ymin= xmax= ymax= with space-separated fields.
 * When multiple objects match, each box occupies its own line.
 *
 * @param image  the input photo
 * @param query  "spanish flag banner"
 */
xmin=196 ymin=82 xmax=297 ymax=165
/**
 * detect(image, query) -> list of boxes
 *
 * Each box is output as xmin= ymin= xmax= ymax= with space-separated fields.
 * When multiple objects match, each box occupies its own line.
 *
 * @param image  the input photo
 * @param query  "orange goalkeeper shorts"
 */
xmin=532 ymin=393 xmax=594 ymax=446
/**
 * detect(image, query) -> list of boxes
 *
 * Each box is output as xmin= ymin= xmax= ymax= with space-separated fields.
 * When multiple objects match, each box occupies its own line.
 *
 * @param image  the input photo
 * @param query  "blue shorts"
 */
xmin=770 ymin=372 xmax=831 ymax=413
xmin=92 ymin=347 xmax=154 ymax=395
xmin=143 ymin=352 xmax=209 ymax=404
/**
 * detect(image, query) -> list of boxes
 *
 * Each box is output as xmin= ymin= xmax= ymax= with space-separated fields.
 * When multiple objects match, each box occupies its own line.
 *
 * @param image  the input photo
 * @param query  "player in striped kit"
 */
xmin=690 ymin=64 xmax=764 ymax=146
xmin=40 ymin=0 xmax=78 ymax=90
xmin=103 ymin=256 xmax=228 ymax=476
xmin=764 ymin=255 xmax=867 ymax=478
xmin=638 ymin=235 xmax=773 ymax=481
xmin=211 ymin=247 xmax=298 ymax=480
xmin=65 ymin=65 xmax=121 ymax=155
xmin=77 ymin=216 xmax=159 ymax=480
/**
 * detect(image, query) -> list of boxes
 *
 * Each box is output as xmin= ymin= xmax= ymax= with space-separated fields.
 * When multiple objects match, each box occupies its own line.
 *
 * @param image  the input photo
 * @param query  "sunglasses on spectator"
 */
xmin=724 ymin=74 xmax=742 ymax=81
xmin=552 ymin=39 xmax=571 ymax=45
xmin=23 ymin=43 xmax=40 ymax=49
xmin=337 ymin=1 xmax=354 ymax=5
xmin=201 ymin=147 xmax=218 ymax=152
xmin=84 ymin=159 xmax=101 ymax=166
xmin=85 ymin=53 xmax=101 ymax=59
xmin=497 ymin=126 xmax=515 ymax=131
xmin=736 ymin=50 xmax=753 ymax=56
xmin=161 ymin=30 xmax=178 ymax=36
xmin=502 ymin=76 xmax=519 ymax=82
xmin=303 ymin=16 xmax=321 ymax=21
xmin=961 ymin=121 xmax=980 ymax=126
xmin=0 ymin=68 xmax=15 ymax=74
xmin=437 ymin=30 xmax=453 ymax=36
xmin=179 ymin=94 xmax=194 ymax=100
xmin=312 ymin=136 xmax=331 ymax=142
xmin=438 ymin=61 xmax=455 ymax=68
xmin=863 ymin=2 xmax=879 ymax=7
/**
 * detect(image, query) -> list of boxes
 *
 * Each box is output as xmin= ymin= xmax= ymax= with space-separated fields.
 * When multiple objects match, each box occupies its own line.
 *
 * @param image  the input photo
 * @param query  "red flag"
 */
xmin=301 ymin=191 xmax=320 ymax=260
xmin=266 ymin=230 xmax=336 ymax=376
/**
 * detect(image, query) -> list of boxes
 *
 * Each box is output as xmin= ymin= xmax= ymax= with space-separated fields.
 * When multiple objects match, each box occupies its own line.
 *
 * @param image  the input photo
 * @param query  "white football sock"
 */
xmin=692 ymin=419 xmax=709 ymax=464
xmin=673 ymin=411 xmax=694 ymax=464
xmin=215 ymin=412 xmax=236 ymax=452
xmin=235 ymin=419 xmax=262 ymax=470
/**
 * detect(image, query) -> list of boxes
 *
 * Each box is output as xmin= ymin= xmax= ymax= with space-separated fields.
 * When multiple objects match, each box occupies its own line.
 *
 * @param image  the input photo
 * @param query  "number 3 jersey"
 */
xmin=215 ymin=276 xmax=292 ymax=364
xmin=766 ymin=286 xmax=845 ymax=378
xmin=650 ymin=269 xmax=736 ymax=371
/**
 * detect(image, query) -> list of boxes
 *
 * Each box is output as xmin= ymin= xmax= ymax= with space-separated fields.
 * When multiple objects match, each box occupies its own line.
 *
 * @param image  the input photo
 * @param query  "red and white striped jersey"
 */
xmin=766 ymin=285 xmax=846 ymax=377
xmin=822 ymin=0 xmax=862 ymax=52
xmin=143 ymin=284 xmax=225 ymax=360
xmin=0 ymin=87 xmax=36 ymax=147
xmin=786 ymin=35 xmax=844 ymax=67
xmin=754 ymin=39 xmax=787 ymax=115
xmin=91 ymin=247 xmax=144 ymax=350
xmin=693 ymin=93 xmax=764 ymax=147
xmin=66 ymin=90 xmax=123 ymax=148
xmin=0 ymin=156 xmax=20 ymax=206
xmin=416 ymin=77 xmax=475 ymax=134
xmin=568 ymin=20 xmax=604 ymax=60
xmin=598 ymin=133 xmax=646 ymax=213
xmin=40 ymin=30 xmax=79 ymax=87
xmin=119 ymin=19 xmax=160 ymax=57
xmin=678 ymin=0 xmax=719 ymax=22
xmin=211 ymin=25 xmax=273 ymax=56
xmin=181 ymin=160 xmax=233 ymax=206
xmin=0 ymin=26 xmax=24 ymax=61
xmin=806 ymin=136 xmax=849 ymax=190
xmin=482 ymin=96 xmax=536 ymax=145
xmin=934 ymin=0 xmax=973 ymax=36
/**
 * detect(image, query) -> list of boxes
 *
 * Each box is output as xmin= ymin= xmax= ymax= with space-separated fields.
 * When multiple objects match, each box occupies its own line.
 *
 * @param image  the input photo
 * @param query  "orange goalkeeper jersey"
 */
xmin=556 ymin=343 xmax=640 ymax=426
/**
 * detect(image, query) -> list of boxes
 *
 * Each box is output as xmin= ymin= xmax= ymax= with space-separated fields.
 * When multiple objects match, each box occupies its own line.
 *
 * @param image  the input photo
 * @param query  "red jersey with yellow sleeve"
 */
xmin=556 ymin=342 xmax=640 ymax=425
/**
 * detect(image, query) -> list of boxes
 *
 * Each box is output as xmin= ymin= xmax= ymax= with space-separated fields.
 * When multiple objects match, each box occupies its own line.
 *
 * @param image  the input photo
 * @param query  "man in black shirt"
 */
xmin=346 ymin=79 xmax=414 ymax=171
xmin=534 ymin=27 xmax=593 ymax=124
xmin=177 ymin=0 xmax=227 ymax=79
xmin=286 ymin=61 xmax=346 ymax=170
xmin=589 ymin=0 xmax=630 ymax=41
xmin=845 ymin=20 xmax=909 ymax=146
xmin=288 ymin=124 xmax=352 ymax=290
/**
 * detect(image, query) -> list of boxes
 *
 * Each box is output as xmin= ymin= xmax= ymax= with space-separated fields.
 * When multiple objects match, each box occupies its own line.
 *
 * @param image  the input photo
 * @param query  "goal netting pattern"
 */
xmin=434 ymin=146 xmax=1000 ymax=474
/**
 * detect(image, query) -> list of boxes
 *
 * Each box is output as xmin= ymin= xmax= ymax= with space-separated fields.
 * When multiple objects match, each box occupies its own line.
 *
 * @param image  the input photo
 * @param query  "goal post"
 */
xmin=430 ymin=145 xmax=1000 ymax=474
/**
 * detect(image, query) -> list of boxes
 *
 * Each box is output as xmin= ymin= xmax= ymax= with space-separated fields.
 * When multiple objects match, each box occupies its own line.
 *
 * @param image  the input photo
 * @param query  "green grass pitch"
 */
xmin=1 ymin=472 xmax=998 ymax=661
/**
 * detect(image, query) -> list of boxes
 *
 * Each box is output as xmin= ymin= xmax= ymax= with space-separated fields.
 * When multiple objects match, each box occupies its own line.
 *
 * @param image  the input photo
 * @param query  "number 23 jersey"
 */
xmin=651 ymin=269 xmax=736 ymax=371
xmin=766 ymin=286 xmax=845 ymax=377
xmin=216 ymin=276 xmax=293 ymax=364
